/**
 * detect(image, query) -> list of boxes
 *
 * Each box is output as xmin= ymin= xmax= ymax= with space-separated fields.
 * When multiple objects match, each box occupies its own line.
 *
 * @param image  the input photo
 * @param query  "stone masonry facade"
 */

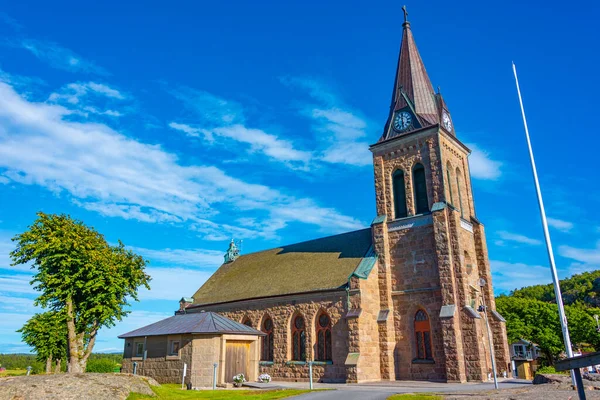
xmin=181 ymin=126 xmax=511 ymax=384
xmin=370 ymin=126 xmax=511 ymax=382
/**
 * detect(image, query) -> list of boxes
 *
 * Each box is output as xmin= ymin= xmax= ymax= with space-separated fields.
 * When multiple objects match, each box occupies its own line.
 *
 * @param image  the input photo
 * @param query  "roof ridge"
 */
xmin=232 ymin=227 xmax=371 ymax=259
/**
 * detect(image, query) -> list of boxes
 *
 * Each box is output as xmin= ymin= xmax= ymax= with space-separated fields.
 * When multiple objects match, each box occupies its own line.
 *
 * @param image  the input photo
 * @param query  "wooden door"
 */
xmin=225 ymin=341 xmax=250 ymax=383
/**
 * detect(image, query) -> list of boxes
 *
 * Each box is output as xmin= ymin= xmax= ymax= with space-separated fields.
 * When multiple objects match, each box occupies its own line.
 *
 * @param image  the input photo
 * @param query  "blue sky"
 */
xmin=0 ymin=0 xmax=598 ymax=353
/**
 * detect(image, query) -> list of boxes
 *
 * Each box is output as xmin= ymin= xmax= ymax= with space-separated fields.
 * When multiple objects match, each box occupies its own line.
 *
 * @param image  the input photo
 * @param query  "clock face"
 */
xmin=442 ymin=112 xmax=452 ymax=132
xmin=393 ymin=111 xmax=412 ymax=132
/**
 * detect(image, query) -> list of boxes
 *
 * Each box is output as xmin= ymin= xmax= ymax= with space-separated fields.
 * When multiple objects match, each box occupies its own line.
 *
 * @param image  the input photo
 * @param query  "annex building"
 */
xmin=124 ymin=10 xmax=511 ymax=385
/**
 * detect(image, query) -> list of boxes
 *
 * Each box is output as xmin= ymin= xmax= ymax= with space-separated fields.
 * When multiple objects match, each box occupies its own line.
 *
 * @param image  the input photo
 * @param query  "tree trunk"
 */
xmin=65 ymin=297 xmax=97 ymax=373
xmin=66 ymin=297 xmax=83 ymax=373
xmin=45 ymin=355 xmax=52 ymax=374
xmin=54 ymin=359 xmax=61 ymax=373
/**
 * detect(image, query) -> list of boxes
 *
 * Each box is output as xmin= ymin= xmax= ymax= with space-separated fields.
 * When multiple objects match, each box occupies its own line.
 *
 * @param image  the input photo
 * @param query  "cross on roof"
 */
xmin=402 ymin=5 xmax=409 ymax=23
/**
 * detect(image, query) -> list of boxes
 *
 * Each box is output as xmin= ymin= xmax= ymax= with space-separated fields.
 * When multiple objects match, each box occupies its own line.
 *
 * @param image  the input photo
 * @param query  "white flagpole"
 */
xmin=512 ymin=62 xmax=576 ymax=385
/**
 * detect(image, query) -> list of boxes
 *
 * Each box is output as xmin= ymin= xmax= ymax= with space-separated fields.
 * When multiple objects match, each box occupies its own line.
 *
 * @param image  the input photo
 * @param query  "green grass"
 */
xmin=0 ymin=369 xmax=28 ymax=377
xmin=387 ymin=394 xmax=443 ymax=400
xmin=127 ymin=384 xmax=314 ymax=400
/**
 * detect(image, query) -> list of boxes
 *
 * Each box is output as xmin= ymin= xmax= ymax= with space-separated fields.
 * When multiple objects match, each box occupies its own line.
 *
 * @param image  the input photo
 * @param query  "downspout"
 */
xmin=346 ymin=278 xmax=352 ymax=310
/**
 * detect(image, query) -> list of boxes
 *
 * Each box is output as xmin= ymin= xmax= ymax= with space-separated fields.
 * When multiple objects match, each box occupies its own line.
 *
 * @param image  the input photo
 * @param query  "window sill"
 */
xmin=311 ymin=361 xmax=333 ymax=366
xmin=286 ymin=361 xmax=307 ymax=365
xmin=132 ymin=357 xmax=143 ymax=361
xmin=166 ymin=355 xmax=180 ymax=360
xmin=412 ymin=359 xmax=435 ymax=364
xmin=259 ymin=361 xmax=274 ymax=366
xmin=391 ymin=212 xmax=431 ymax=223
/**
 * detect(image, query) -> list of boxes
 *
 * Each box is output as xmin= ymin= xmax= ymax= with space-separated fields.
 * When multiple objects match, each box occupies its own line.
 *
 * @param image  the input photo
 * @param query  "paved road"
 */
xmin=275 ymin=379 xmax=532 ymax=399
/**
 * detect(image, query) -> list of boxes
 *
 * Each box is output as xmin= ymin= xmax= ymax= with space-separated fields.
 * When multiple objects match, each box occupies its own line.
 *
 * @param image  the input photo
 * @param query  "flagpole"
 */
xmin=512 ymin=62 xmax=576 ymax=385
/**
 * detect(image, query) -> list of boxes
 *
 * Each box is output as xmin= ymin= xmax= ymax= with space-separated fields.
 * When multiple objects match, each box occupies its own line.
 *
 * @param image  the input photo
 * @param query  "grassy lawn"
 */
xmin=0 ymin=369 xmax=28 ymax=377
xmin=127 ymin=384 xmax=314 ymax=400
xmin=387 ymin=394 xmax=443 ymax=400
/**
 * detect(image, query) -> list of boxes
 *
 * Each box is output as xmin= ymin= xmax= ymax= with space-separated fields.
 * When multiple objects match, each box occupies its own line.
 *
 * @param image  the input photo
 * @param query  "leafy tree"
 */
xmin=17 ymin=311 xmax=67 ymax=373
xmin=496 ymin=296 xmax=563 ymax=365
xmin=11 ymin=212 xmax=151 ymax=373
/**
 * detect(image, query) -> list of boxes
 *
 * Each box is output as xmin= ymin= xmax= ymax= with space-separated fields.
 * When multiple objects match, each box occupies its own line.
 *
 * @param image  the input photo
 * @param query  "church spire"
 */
xmin=382 ymin=6 xmax=452 ymax=140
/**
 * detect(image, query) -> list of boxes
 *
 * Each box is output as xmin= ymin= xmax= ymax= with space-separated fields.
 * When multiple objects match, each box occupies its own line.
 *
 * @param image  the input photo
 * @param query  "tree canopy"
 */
xmin=17 ymin=311 xmax=67 ymax=373
xmin=11 ymin=212 xmax=151 ymax=373
xmin=498 ymin=270 xmax=600 ymax=365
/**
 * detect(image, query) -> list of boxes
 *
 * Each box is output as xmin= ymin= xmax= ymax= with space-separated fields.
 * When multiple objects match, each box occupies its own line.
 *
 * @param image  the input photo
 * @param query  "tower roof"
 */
xmin=382 ymin=7 xmax=446 ymax=140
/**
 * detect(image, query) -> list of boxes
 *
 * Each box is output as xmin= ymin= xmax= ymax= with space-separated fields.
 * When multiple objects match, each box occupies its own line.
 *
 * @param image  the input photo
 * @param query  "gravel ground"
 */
xmin=0 ymin=373 xmax=158 ymax=400
xmin=444 ymin=385 xmax=600 ymax=399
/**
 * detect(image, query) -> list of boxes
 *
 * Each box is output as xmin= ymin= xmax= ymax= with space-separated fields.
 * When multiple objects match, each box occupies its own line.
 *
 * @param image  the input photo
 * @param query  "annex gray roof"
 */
xmin=118 ymin=311 xmax=264 ymax=338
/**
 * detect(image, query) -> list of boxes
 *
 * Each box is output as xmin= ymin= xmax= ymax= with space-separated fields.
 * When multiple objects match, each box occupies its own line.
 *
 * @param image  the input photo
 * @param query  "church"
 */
xmin=178 ymin=10 xmax=510 ymax=383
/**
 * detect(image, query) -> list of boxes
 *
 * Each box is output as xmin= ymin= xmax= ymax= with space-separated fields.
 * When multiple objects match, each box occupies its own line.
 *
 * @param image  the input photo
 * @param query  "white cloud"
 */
xmin=207 ymin=125 xmax=312 ymax=167
xmin=169 ymin=87 xmax=243 ymax=125
xmin=100 ymin=310 xmax=173 ymax=342
xmin=497 ymin=230 xmax=542 ymax=246
xmin=0 ymin=295 xmax=37 ymax=313
xmin=559 ymin=241 xmax=600 ymax=265
xmin=0 ymin=312 xmax=32 ymax=335
xmin=14 ymin=39 xmax=108 ymax=75
xmin=283 ymin=78 xmax=372 ymax=167
xmin=168 ymin=122 xmax=201 ymax=138
xmin=0 ymin=274 xmax=35 ymax=295
xmin=170 ymin=122 xmax=312 ymax=168
xmin=466 ymin=143 xmax=502 ymax=180
xmin=0 ymin=82 xmax=362 ymax=238
xmin=547 ymin=217 xmax=574 ymax=233
xmin=49 ymin=81 xmax=124 ymax=105
xmin=169 ymin=85 xmax=313 ymax=169
xmin=490 ymin=260 xmax=551 ymax=293
xmin=279 ymin=76 xmax=340 ymax=105
xmin=131 ymin=246 xmax=223 ymax=268
xmin=139 ymin=267 xmax=213 ymax=301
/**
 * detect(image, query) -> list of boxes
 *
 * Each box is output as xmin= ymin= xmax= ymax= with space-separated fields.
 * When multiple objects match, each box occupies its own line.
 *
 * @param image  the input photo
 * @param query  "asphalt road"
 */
xmin=277 ymin=379 xmax=533 ymax=399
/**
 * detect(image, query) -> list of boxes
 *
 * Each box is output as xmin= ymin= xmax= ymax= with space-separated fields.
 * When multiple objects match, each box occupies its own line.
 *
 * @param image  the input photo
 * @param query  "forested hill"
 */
xmin=509 ymin=270 xmax=600 ymax=306
xmin=496 ymin=269 xmax=600 ymax=365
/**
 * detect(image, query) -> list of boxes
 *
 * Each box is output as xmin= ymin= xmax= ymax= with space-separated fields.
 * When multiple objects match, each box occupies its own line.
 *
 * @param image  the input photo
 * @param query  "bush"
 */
xmin=86 ymin=358 xmax=117 ymax=373
xmin=535 ymin=366 xmax=568 ymax=375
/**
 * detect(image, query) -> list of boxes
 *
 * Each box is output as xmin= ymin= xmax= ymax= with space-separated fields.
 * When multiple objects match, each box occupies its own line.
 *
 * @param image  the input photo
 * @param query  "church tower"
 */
xmin=369 ymin=8 xmax=510 ymax=382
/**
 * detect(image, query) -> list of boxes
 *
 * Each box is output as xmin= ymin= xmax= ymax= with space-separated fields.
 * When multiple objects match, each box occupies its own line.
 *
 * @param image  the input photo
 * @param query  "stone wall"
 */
xmin=369 ymin=128 xmax=510 ymax=383
xmin=190 ymin=335 xmax=221 ymax=387
xmin=354 ymin=262 xmax=382 ymax=382
xmin=187 ymin=291 xmax=349 ymax=382
xmin=121 ymin=334 xmax=193 ymax=385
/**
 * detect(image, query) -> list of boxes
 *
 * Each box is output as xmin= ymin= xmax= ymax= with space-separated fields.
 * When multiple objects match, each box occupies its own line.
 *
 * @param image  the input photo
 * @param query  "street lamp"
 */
xmin=478 ymin=277 xmax=498 ymax=389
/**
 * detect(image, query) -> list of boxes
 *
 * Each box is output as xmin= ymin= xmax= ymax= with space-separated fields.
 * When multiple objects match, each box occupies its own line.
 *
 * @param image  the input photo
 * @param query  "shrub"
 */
xmin=535 ymin=366 xmax=568 ymax=375
xmin=86 ymin=358 xmax=117 ymax=373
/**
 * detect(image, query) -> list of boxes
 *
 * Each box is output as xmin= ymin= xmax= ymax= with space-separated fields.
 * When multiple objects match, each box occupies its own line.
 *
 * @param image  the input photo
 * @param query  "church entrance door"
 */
xmin=225 ymin=341 xmax=250 ymax=382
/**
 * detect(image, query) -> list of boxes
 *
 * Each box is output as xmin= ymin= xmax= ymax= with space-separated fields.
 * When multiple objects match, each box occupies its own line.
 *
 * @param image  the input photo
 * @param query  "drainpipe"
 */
xmin=345 ymin=278 xmax=352 ymax=310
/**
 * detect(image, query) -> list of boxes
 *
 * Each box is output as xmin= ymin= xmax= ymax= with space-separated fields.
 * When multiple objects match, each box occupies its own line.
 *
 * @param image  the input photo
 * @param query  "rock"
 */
xmin=533 ymin=373 xmax=572 ymax=386
xmin=0 ymin=373 xmax=158 ymax=400
xmin=584 ymin=373 xmax=600 ymax=382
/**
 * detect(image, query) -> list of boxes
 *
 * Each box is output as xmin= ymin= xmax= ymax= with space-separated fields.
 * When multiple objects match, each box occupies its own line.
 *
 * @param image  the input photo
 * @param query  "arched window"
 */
xmin=414 ymin=309 xmax=433 ymax=360
xmin=315 ymin=312 xmax=332 ymax=361
xmin=413 ymin=163 xmax=429 ymax=214
xmin=446 ymin=162 xmax=454 ymax=206
xmin=242 ymin=316 xmax=253 ymax=327
xmin=291 ymin=314 xmax=306 ymax=361
xmin=393 ymin=170 xmax=408 ymax=219
xmin=455 ymin=167 xmax=465 ymax=217
xmin=261 ymin=317 xmax=274 ymax=361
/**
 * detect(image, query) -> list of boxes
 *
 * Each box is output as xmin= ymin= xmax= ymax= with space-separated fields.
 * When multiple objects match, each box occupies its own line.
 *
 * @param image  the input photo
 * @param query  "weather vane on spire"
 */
xmin=402 ymin=5 xmax=409 ymax=23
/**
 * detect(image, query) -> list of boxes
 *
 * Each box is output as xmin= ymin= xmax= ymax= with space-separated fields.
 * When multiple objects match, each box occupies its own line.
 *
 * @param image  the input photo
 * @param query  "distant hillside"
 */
xmin=510 ymin=270 xmax=600 ymax=307
xmin=497 ymin=269 xmax=600 ymax=365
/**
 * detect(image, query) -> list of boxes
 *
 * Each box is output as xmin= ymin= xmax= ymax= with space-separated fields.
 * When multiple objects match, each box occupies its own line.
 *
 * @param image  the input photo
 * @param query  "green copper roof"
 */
xmin=192 ymin=228 xmax=373 ymax=306
xmin=350 ymin=246 xmax=377 ymax=279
